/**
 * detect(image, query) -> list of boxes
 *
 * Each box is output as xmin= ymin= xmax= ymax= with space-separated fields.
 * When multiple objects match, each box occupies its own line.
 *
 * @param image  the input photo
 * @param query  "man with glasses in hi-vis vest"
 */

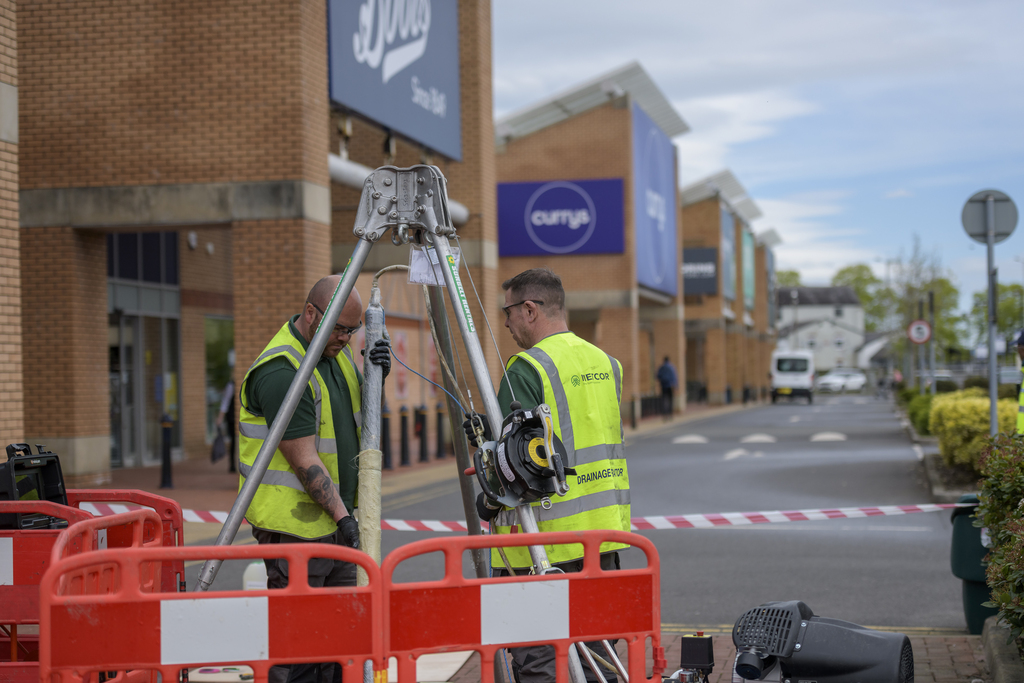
xmin=238 ymin=274 xmax=390 ymax=683
xmin=465 ymin=267 xmax=629 ymax=683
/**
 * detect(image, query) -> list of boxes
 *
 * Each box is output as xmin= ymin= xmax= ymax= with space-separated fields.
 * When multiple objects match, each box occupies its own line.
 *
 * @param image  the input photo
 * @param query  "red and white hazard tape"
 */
xmin=77 ymin=502 xmax=971 ymax=531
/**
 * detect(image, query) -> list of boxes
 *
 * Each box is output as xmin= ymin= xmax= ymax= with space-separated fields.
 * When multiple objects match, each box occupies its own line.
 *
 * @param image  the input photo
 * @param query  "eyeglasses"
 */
xmin=309 ymin=303 xmax=362 ymax=336
xmin=502 ymin=300 xmax=544 ymax=319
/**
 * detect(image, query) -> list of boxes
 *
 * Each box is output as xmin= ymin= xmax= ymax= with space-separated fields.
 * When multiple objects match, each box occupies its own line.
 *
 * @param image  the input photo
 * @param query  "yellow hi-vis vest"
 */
xmin=1017 ymin=384 xmax=1024 ymax=434
xmin=492 ymin=332 xmax=630 ymax=568
xmin=238 ymin=322 xmax=362 ymax=539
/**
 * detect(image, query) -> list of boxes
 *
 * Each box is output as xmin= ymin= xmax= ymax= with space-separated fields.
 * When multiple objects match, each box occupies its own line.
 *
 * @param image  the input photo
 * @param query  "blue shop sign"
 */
xmin=498 ymin=178 xmax=625 ymax=256
xmin=632 ymin=103 xmax=678 ymax=296
xmin=328 ymin=0 xmax=462 ymax=160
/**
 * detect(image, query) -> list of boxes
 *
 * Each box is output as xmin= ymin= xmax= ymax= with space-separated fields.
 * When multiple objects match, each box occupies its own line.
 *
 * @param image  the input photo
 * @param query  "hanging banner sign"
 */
xmin=327 ymin=0 xmax=462 ymax=160
xmin=720 ymin=207 xmax=736 ymax=302
xmin=742 ymin=230 xmax=755 ymax=311
xmin=683 ymin=248 xmax=718 ymax=295
xmin=497 ymin=178 xmax=624 ymax=256
xmin=632 ymin=103 xmax=678 ymax=296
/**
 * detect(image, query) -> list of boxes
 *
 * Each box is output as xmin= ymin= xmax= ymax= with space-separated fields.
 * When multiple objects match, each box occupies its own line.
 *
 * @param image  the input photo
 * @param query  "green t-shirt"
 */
xmin=496 ymin=358 xmax=544 ymax=417
xmin=245 ymin=315 xmax=362 ymax=512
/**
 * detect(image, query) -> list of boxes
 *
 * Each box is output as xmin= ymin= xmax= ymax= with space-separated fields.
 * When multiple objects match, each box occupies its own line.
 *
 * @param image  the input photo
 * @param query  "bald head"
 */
xmin=297 ymin=275 xmax=363 ymax=358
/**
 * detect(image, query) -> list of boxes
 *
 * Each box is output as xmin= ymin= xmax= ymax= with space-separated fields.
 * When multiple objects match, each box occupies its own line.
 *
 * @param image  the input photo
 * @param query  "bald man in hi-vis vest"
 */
xmin=467 ymin=267 xmax=630 ymax=683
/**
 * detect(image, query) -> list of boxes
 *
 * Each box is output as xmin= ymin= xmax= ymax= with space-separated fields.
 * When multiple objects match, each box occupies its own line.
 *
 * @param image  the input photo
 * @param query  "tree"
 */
xmin=832 ymin=264 xmax=885 ymax=332
xmin=776 ymin=269 xmax=801 ymax=287
xmin=969 ymin=283 xmax=1024 ymax=347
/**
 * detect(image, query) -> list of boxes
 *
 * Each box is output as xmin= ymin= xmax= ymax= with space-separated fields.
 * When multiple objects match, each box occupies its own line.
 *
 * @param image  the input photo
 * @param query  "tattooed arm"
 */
xmin=279 ymin=436 xmax=350 ymax=521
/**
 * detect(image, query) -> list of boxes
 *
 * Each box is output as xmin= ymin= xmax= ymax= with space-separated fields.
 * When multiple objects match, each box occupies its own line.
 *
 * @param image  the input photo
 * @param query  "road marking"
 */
xmin=673 ymin=434 xmax=709 ymax=444
xmin=789 ymin=415 xmax=800 ymax=423
xmin=740 ymin=433 xmax=776 ymax=443
xmin=853 ymin=397 xmax=869 ymax=405
xmin=913 ymin=444 xmax=924 ymax=461
xmin=724 ymin=448 xmax=748 ymax=460
xmin=810 ymin=431 xmax=847 ymax=442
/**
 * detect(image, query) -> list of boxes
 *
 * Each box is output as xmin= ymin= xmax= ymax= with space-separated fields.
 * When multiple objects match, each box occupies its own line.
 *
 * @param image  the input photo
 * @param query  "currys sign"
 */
xmin=632 ymin=103 xmax=678 ymax=296
xmin=498 ymin=179 xmax=624 ymax=256
xmin=327 ymin=0 xmax=462 ymax=160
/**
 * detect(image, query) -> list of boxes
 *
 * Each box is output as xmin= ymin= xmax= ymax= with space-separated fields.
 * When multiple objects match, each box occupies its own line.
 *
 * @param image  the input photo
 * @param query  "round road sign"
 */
xmin=908 ymin=319 xmax=932 ymax=345
xmin=962 ymin=189 xmax=1018 ymax=244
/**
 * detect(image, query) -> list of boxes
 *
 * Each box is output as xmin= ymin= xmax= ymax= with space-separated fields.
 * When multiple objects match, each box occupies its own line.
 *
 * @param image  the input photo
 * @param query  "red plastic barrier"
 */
xmin=382 ymin=530 xmax=666 ymax=683
xmin=67 ymin=489 xmax=185 ymax=592
xmin=0 ymin=502 xmax=94 ymax=681
xmin=39 ymin=544 xmax=385 ymax=683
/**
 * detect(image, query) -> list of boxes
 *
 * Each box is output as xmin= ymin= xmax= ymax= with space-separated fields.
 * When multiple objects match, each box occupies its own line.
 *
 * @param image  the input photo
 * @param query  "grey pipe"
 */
xmin=194 ymin=238 xmax=374 ymax=591
xmin=356 ymin=280 xmax=387 ymax=587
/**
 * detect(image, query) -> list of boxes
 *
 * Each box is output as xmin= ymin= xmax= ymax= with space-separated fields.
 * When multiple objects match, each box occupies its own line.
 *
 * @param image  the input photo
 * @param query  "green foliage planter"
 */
xmin=977 ymin=435 xmax=1024 ymax=644
xmin=929 ymin=389 xmax=1016 ymax=472
xmin=908 ymin=394 xmax=933 ymax=435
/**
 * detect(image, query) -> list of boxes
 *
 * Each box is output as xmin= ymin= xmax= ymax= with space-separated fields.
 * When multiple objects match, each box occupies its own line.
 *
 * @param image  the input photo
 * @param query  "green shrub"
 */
xmin=907 ymin=394 xmax=933 ymax=435
xmin=929 ymin=389 xmax=1016 ymax=472
xmin=1000 ymin=384 xmax=1019 ymax=400
xmin=898 ymin=387 xmax=918 ymax=406
xmin=936 ymin=379 xmax=959 ymax=393
xmin=977 ymin=435 xmax=1024 ymax=641
xmin=964 ymin=376 xmax=989 ymax=390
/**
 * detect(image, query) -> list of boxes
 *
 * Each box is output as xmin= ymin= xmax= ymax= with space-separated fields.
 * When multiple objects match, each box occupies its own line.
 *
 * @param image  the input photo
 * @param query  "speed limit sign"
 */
xmin=908 ymin=319 xmax=932 ymax=345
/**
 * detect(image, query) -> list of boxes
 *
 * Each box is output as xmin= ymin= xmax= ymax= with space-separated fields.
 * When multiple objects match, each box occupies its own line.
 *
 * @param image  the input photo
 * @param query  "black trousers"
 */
xmin=499 ymin=552 xmax=620 ymax=683
xmin=253 ymin=528 xmax=356 ymax=683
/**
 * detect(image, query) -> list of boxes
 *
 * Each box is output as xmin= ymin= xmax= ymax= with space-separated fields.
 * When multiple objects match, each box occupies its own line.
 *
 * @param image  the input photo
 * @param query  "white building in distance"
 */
xmin=776 ymin=286 xmax=864 ymax=371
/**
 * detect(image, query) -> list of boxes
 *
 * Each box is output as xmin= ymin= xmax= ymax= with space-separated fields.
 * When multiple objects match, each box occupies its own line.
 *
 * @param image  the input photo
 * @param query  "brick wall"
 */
xmin=18 ymin=0 xmax=329 ymax=189
xmin=680 ymin=198 xmax=723 ymax=319
xmin=21 ymin=228 xmax=107 ymax=437
xmin=179 ymin=227 xmax=233 ymax=461
xmin=0 ymin=0 xmax=19 ymax=446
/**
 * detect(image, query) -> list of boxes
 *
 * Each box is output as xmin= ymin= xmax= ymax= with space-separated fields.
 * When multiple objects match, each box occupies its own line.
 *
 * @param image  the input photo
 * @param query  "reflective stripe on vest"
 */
xmin=237 ymin=322 xmax=361 ymax=539
xmin=1018 ymin=387 xmax=1024 ymax=434
xmin=493 ymin=333 xmax=630 ymax=567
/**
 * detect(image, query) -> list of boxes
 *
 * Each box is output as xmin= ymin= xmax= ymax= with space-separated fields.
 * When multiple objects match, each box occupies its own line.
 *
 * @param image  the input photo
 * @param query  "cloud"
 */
xmin=674 ymin=90 xmax=819 ymax=183
xmin=755 ymin=194 xmax=877 ymax=283
xmin=885 ymin=189 xmax=913 ymax=198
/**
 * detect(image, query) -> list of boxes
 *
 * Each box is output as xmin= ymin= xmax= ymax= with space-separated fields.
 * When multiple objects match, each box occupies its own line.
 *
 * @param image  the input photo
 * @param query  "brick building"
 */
xmin=494 ymin=62 xmax=688 ymax=416
xmin=680 ymin=171 xmax=778 ymax=405
xmin=14 ymin=0 xmax=497 ymax=484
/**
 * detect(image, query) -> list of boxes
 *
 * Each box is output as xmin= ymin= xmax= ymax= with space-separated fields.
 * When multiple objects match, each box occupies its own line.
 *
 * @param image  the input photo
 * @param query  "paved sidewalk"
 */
xmin=449 ymin=633 xmax=988 ymax=683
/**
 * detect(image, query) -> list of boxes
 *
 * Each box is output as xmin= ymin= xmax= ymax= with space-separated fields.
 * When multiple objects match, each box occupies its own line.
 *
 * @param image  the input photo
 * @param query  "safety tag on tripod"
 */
xmin=408 ymin=245 xmax=461 ymax=286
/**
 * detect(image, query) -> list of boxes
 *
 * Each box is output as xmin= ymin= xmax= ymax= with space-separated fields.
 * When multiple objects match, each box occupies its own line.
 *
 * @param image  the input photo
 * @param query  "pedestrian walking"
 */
xmin=656 ymin=356 xmax=678 ymax=416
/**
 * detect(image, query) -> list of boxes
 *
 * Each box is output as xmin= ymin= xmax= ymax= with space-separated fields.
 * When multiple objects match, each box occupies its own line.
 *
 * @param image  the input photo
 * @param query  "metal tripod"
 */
xmin=193 ymin=165 xmax=623 ymax=683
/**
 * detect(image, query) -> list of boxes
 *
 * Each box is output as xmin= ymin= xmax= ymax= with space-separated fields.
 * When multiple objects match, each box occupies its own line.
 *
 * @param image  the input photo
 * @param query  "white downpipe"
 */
xmin=328 ymin=154 xmax=470 ymax=226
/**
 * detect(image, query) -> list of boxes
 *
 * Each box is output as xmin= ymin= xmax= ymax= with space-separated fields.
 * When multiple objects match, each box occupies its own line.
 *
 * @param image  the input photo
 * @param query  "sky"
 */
xmin=491 ymin=0 xmax=1024 ymax=312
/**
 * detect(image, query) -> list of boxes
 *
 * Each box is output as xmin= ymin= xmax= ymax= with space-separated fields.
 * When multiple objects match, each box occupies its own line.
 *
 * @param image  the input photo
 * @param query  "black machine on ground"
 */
xmin=732 ymin=601 xmax=913 ymax=683
xmin=0 ymin=443 xmax=69 ymax=530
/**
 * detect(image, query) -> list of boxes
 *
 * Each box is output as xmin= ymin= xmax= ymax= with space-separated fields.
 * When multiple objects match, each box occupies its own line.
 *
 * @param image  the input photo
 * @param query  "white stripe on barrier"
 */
xmin=480 ymin=579 xmax=568 ymax=645
xmin=0 ymin=537 xmax=12 ymax=585
xmin=161 ymin=597 xmax=269 ymax=665
xmin=78 ymin=502 xmax=972 ymax=531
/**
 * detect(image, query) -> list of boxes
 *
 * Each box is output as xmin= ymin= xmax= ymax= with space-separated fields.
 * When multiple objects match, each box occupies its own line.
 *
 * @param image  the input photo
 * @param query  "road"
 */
xmin=186 ymin=394 xmax=966 ymax=634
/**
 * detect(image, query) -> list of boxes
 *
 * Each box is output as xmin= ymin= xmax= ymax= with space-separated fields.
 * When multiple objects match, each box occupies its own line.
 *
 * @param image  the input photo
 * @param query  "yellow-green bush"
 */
xmin=929 ymin=388 xmax=1016 ymax=472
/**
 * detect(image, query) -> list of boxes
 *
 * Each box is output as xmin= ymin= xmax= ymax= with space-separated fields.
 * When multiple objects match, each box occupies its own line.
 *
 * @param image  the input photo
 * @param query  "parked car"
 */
xmin=816 ymin=368 xmax=868 ymax=393
xmin=771 ymin=350 xmax=815 ymax=403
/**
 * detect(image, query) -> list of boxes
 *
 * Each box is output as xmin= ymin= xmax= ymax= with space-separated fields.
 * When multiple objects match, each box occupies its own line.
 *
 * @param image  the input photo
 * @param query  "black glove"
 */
xmin=362 ymin=339 xmax=391 ymax=380
xmin=476 ymin=491 xmax=501 ymax=522
xmin=462 ymin=413 xmax=492 ymax=448
xmin=337 ymin=515 xmax=360 ymax=549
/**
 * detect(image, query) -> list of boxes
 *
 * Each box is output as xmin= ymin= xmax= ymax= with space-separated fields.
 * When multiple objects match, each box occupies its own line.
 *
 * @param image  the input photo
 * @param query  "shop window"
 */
xmin=205 ymin=317 xmax=235 ymax=443
xmin=807 ymin=339 xmax=817 ymax=349
xmin=163 ymin=232 xmax=179 ymax=285
xmin=141 ymin=233 xmax=162 ymax=283
xmin=117 ymin=233 xmax=139 ymax=280
xmin=835 ymin=338 xmax=844 ymax=348
xmin=835 ymin=306 xmax=843 ymax=317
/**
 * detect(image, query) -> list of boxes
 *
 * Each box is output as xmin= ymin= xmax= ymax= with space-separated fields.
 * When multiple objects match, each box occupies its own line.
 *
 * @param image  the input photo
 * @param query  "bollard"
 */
xmin=159 ymin=413 xmax=174 ymax=489
xmin=630 ymin=395 xmax=637 ymax=430
xmin=399 ymin=406 xmax=410 ymax=466
xmin=381 ymin=404 xmax=392 ymax=470
xmin=416 ymin=405 xmax=429 ymax=463
xmin=436 ymin=402 xmax=445 ymax=459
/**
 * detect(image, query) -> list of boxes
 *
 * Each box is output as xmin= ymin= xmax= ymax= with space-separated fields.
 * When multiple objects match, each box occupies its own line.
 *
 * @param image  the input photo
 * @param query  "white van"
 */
xmin=771 ymin=350 xmax=815 ymax=404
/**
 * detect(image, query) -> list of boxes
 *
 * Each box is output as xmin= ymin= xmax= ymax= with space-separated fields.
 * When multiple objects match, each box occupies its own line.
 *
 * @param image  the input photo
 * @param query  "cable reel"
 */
xmin=473 ymin=402 xmax=576 ymax=509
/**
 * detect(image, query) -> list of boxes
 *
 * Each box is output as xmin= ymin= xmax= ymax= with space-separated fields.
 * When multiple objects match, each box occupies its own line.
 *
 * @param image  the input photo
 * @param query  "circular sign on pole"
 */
xmin=962 ymin=189 xmax=1018 ymax=244
xmin=908 ymin=319 xmax=932 ymax=345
